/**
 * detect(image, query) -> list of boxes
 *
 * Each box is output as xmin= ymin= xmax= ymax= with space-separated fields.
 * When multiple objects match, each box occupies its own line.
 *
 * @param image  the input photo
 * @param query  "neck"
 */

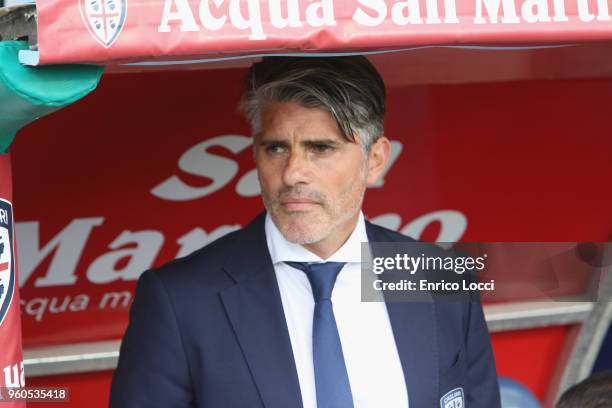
xmin=302 ymin=212 xmax=360 ymax=259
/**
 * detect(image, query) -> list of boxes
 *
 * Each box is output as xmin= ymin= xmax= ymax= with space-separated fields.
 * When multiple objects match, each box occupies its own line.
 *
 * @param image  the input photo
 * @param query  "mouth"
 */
xmin=280 ymin=198 xmax=320 ymax=211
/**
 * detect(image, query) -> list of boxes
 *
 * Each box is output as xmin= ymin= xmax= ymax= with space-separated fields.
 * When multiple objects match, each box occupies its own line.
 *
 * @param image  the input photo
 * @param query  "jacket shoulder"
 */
xmin=366 ymin=220 xmax=470 ymax=268
xmin=165 ymin=227 xmax=241 ymax=271
xmin=147 ymin=225 xmax=248 ymax=291
xmin=366 ymin=220 xmax=420 ymax=243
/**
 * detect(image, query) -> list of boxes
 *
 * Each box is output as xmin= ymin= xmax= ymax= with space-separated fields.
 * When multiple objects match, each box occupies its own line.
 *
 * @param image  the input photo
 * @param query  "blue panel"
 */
xmin=593 ymin=324 xmax=612 ymax=373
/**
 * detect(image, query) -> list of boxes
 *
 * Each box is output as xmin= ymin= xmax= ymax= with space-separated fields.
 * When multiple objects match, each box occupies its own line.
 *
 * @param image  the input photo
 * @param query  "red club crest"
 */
xmin=79 ymin=0 xmax=127 ymax=48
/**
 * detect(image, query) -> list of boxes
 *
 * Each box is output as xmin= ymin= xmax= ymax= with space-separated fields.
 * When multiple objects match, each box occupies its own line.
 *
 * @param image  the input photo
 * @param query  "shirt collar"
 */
xmin=265 ymin=211 xmax=367 ymax=265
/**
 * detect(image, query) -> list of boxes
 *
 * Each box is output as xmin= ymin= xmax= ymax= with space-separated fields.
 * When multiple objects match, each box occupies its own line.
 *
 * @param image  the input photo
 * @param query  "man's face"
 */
xmin=254 ymin=101 xmax=379 ymax=246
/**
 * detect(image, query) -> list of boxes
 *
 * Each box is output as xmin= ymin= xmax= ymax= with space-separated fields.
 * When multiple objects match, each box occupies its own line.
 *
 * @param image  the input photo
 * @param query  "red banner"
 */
xmin=9 ymin=67 xmax=612 ymax=347
xmin=32 ymin=0 xmax=612 ymax=65
xmin=0 ymin=154 xmax=26 ymax=407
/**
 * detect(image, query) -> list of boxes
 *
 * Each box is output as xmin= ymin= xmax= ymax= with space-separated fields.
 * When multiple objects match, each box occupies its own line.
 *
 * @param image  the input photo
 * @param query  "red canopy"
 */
xmin=24 ymin=0 xmax=612 ymax=65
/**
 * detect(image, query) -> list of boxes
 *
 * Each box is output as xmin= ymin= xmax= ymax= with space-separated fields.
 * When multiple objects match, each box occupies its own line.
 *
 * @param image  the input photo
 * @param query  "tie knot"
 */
xmin=285 ymin=261 xmax=346 ymax=302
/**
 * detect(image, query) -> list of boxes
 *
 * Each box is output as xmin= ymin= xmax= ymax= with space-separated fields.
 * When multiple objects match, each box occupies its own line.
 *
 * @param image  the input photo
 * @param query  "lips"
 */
xmin=280 ymin=197 xmax=320 ymax=211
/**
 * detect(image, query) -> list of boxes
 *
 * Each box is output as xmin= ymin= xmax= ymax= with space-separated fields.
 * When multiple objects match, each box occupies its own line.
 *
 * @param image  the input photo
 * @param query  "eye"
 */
xmin=311 ymin=143 xmax=334 ymax=154
xmin=264 ymin=143 xmax=287 ymax=154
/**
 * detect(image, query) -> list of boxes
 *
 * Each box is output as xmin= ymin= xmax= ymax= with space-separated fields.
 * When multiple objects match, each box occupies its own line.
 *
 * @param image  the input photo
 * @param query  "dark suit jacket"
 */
xmin=110 ymin=212 xmax=501 ymax=407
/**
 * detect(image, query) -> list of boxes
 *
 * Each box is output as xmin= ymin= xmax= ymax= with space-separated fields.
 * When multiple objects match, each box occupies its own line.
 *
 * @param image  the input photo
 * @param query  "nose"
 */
xmin=282 ymin=150 xmax=311 ymax=187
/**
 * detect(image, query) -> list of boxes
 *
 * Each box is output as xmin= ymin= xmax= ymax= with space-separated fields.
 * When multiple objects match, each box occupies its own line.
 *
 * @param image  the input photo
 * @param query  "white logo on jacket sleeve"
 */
xmin=79 ymin=0 xmax=127 ymax=48
xmin=441 ymin=387 xmax=464 ymax=408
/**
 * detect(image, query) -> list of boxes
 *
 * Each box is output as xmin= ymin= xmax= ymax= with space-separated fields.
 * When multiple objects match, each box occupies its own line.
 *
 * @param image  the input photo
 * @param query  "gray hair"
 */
xmin=239 ymin=56 xmax=386 ymax=151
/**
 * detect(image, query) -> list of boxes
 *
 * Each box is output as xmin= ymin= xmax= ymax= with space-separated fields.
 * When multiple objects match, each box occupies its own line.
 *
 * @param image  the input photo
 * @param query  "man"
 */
xmin=556 ymin=371 xmax=612 ymax=408
xmin=110 ymin=56 xmax=501 ymax=407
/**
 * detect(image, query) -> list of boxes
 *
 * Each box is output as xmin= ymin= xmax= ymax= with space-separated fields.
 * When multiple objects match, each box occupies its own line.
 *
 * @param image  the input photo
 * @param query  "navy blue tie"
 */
xmin=285 ymin=261 xmax=354 ymax=408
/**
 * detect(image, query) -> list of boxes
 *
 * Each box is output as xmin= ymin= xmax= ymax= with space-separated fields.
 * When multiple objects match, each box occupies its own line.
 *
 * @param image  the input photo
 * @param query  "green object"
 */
xmin=0 ymin=41 xmax=104 ymax=153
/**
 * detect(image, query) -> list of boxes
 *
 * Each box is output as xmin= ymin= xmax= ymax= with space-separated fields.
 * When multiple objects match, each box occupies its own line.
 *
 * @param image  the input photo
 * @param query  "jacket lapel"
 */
xmin=366 ymin=221 xmax=439 ymax=408
xmin=220 ymin=213 xmax=303 ymax=408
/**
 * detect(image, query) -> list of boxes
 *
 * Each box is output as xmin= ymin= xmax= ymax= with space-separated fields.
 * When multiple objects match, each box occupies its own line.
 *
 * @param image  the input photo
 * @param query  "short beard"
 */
xmin=263 ymin=160 xmax=368 ymax=245
xmin=282 ymin=189 xmax=364 ymax=245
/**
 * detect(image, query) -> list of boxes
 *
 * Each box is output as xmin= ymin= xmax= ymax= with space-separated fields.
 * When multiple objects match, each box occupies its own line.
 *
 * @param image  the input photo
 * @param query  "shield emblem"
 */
xmin=440 ymin=387 xmax=464 ymax=408
xmin=0 ymin=199 xmax=15 ymax=327
xmin=79 ymin=0 xmax=127 ymax=48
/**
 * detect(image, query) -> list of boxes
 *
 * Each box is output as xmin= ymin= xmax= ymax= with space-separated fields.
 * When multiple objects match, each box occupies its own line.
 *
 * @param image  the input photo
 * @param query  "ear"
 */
xmin=366 ymin=136 xmax=391 ymax=185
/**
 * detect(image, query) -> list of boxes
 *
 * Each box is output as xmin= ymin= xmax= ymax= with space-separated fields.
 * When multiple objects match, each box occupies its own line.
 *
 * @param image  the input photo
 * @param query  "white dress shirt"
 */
xmin=265 ymin=212 xmax=409 ymax=408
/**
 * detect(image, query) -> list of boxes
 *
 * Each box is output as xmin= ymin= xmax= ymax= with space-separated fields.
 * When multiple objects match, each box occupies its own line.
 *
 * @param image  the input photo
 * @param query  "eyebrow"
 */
xmin=258 ymin=137 xmax=342 ymax=147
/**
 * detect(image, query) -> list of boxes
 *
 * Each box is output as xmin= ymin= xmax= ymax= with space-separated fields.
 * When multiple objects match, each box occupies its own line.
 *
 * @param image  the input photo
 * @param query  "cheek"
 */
xmin=328 ymin=164 xmax=366 ymax=197
xmin=256 ymin=162 xmax=280 ymax=193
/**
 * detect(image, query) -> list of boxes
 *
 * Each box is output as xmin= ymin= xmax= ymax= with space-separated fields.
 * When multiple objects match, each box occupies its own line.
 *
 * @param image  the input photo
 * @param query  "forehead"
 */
xmin=257 ymin=101 xmax=343 ymax=140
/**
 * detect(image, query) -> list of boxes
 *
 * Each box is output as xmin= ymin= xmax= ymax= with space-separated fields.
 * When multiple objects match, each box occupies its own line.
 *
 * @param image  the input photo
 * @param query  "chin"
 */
xmin=282 ymin=229 xmax=329 ymax=245
xmin=274 ymin=213 xmax=331 ymax=245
